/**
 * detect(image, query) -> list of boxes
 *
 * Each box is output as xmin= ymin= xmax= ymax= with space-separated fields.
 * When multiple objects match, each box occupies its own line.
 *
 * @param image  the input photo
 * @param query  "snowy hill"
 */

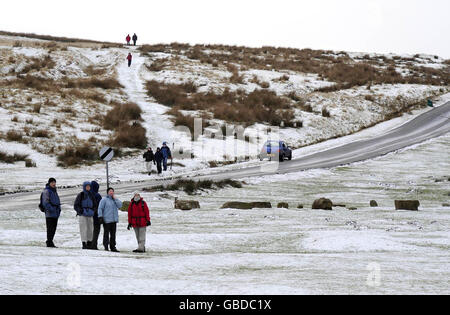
xmin=0 ymin=33 xmax=449 ymax=192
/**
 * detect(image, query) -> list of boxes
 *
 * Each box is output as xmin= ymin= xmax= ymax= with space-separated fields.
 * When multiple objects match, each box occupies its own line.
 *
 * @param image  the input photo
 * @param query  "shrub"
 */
xmin=110 ymin=122 xmax=147 ymax=149
xmin=33 ymin=104 xmax=41 ymax=113
xmin=322 ymin=107 xmax=331 ymax=118
xmin=0 ymin=151 xmax=28 ymax=164
xmin=57 ymin=143 xmax=99 ymax=167
xmin=66 ymin=78 xmax=123 ymax=90
xmin=32 ymin=130 xmax=50 ymax=138
xmin=104 ymin=103 xmax=143 ymax=130
xmin=6 ymin=130 xmax=23 ymax=142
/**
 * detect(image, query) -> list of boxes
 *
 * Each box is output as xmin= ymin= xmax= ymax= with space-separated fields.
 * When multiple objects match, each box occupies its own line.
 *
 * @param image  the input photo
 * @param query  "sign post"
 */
xmin=99 ymin=146 xmax=114 ymax=189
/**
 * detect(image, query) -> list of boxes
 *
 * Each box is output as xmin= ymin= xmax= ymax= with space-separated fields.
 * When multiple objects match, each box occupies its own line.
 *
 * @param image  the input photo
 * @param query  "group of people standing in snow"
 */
xmin=125 ymin=33 xmax=138 ymax=68
xmin=41 ymin=178 xmax=151 ymax=253
xmin=142 ymin=142 xmax=173 ymax=176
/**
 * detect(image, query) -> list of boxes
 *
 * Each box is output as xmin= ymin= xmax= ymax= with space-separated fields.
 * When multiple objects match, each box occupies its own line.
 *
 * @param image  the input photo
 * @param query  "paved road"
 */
xmin=1 ymin=102 xmax=449 ymax=210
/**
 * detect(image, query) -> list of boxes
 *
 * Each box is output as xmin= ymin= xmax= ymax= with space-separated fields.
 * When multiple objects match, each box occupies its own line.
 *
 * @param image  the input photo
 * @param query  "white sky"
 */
xmin=1 ymin=0 xmax=450 ymax=57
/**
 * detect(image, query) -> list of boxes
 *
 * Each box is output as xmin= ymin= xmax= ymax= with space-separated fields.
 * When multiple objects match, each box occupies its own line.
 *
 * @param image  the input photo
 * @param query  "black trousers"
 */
xmin=103 ymin=223 xmax=117 ymax=249
xmin=128 ymin=60 xmax=132 ymax=67
xmin=92 ymin=223 xmax=101 ymax=248
xmin=156 ymin=161 xmax=162 ymax=174
xmin=46 ymin=217 xmax=58 ymax=242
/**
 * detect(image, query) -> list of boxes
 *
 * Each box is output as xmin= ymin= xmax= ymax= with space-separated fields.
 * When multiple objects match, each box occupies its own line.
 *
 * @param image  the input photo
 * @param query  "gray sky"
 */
xmin=2 ymin=0 xmax=450 ymax=57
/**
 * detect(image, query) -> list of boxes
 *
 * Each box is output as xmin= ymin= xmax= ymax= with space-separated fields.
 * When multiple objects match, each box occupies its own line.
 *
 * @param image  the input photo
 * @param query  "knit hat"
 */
xmin=133 ymin=191 xmax=140 ymax=197
xmin=48 ymin=178 xmax=56 ymax=184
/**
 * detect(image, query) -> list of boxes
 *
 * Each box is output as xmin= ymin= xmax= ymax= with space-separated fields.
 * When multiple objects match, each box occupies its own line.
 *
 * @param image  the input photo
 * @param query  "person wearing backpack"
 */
xmin=90 ymin=181 xmax=103 ymax=250
xmin=132 ymin=33 xmax=138 ymax=46
xmin=74 ymin=182 xmax=98 ymax=250
xmin=127 ymin=192 xmax=151 ymax=253
xmin=40 ymin=178 xmax=61 ymax=248
xmin=143 ymin=147 xmax=155 ymax=175
xmin=98 ymin=187 xmax=123 ymax=252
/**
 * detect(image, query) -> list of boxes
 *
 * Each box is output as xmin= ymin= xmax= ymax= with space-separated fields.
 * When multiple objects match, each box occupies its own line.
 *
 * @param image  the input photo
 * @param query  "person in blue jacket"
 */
xmin=74 ymin=182 xmax=98 ymax=250
xmin=98 ymin=187 xmax=123 ymax=252
xmin=161 ymin=142 xmax=172 ymax=172
xmin=42 ymin=178 xmax=61 ymax=248
xmin=154 ymin=147 xmax=163 ymax=175
xmin=90 ymin=181 xmax=102 ymax=250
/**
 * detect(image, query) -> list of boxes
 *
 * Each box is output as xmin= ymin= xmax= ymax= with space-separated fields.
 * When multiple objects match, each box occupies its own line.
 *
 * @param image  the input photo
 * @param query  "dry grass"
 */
xmin=19 ymin=55 xmax=55 ymax=74
xmin=104 ymin=103 xmax=143 ymax=130
xmin=110 ymin=122 xmax=147 ymax=149
xmin=66 ymin=78 xmax=123 ymax=90
xmin=0 ymin=151 xmax=29 ymax=164
xmin=57 ymin=143 xmax=99 ymax=167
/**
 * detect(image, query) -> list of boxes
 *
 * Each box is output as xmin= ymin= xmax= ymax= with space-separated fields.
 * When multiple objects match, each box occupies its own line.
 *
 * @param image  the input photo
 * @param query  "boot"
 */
xmin=82 ymin=242 xmax=88 ymax=249
xmin=87 ymin=241 xmax=94 ymax=250
xmin=104 ymin=244 xmax=109 ymax=251
xmin=46 ymin=241 xmax=57 ymax=248
xmin=133 ymin=249 xmax=144 ymax=253
xmin=110 ymin=247 xmax=120 ymax=253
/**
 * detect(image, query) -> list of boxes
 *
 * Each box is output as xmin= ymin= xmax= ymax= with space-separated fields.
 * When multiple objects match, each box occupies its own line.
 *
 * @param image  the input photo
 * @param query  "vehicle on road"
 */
xmin=259 ymin=140 xmax=292 ymax=162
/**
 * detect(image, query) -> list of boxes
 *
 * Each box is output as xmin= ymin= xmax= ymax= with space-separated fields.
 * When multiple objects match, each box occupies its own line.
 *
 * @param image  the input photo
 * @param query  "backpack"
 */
xmin=38 ymin=192 xmax=45 ymax=213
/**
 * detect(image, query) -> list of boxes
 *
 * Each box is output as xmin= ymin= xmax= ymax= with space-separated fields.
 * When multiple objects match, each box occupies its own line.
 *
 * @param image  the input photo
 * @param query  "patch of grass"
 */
xmin=6 ymin=130 xmax=24 ymax=142
xmin=109 ymin=122 xmax=147 ymax=149
xmin=104 ymin=103 xmax=143 ymax=130
xmin=0 ymin=151 xmax=29 ymax=164
xmin=56 ymin=143 xmax=99 ymax=167
xmin=144 ymin=179 xmax=244 ymax=195
xmin=66 ymin=78 xmax=123 ymax=90
xmin=31 ymin=129 xmax=51 ymax=138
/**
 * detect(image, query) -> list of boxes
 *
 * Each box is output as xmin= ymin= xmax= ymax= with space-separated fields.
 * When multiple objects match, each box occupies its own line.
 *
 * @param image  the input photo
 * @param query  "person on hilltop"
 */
xmin=143 ymin=147 xmax=155 ymax=176
xmin=40 ymin=178 xmax=61 ymax=248
xmin=127 ymin=53 xmax=133 ymax=67
xmin=98 ymin=188 xmax=123 ymax=252
xmin=126 ymin=34 xmax=131 ymax=45
xmin=74 ymin=182 xmax=98 ymax=250
xmin=127 ymin=191 xmax=151 ymax=253
xmin=132 ymin=33 xmax=138 ymax=46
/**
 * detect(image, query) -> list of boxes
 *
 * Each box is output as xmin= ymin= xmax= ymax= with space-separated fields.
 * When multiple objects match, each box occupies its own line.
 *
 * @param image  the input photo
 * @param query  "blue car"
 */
xmin=259 ymin=140 xmax=293 ymax=162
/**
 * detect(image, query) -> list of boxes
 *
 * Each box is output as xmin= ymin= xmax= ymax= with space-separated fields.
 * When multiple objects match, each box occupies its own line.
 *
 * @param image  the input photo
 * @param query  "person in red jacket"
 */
xmin=127 ymin=53 xmax=132 ymax=67
xmin=126 ymin=34 xmax=131 ymax=45
xmin=127 ymin=192 xmax=151 ymax=253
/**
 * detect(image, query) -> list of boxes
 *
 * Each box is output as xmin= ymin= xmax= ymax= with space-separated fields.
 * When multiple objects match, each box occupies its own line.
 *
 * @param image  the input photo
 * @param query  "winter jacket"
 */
xmin=91 ymin=181 xmax=102 ymax=224
xmin=143 ymin=150 xmax=154 ymax=162
xmin=42 ymin=184 xmax=61 ymax=219
xmin=128 ymin=198 xmax=150 ymax=228
xmin=127 ymin=54 xmax=132 ymax=61
xmin=132 ymin=34 xmax=138 ymax=41
xmin=161 ymin=146 xmax=172 ymax=159
xmin=98 ymin=195 xmax=122 ymax=224
xmin=126 ymin=35 xmax=131 ymax=42
xmin=154 ymin=151 xmax=164 ymax=164
xmin=74 ymin=182 xmax=98 ymax=217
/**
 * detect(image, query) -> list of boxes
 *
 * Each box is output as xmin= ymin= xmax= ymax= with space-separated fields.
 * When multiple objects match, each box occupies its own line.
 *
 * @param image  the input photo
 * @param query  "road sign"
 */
xmin=99 ymin=146 xmax=114 ymax=162
xmin=99 ymin=147 xmax=114 ymax=189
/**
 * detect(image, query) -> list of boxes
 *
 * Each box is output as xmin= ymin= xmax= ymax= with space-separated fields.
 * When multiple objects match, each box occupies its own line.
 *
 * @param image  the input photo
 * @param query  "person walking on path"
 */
xmin=143 ymin=147 xmax=155 ymax=175
xmin=154 ymin=147 xmax=163 ymax=175
xmin=74 ymin=182 xmax=98 ymax=250
xmin=132 ymin=33 xmax=138 ymax=46
xmin=127 ymin=192 xmax=151 ymax=253
xmin=41 ymin=178 xmax=61 ymax=248
xmin=126 ymin=34 xmax=131 ymax=45
xmin=127 ymin=53 xmax=133 ymax=67
xmin=90 ymin=181 xmax=102 ymax=250
xmin=98 ymin=188 xmax=123 ymax=252
xmin=161 ymin=142 xmax=172 ymax=172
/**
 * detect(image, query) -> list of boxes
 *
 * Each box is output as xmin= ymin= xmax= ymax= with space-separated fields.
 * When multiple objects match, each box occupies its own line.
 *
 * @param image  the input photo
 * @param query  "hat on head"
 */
xmin=133 ymin=191 xmax=140 ymax=196
xmin=48 ymin=178 xmax=56 ymax=184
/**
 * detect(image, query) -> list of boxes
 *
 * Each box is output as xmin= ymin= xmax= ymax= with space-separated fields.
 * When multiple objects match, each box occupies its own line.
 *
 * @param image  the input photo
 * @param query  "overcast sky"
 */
xmin=1 ymin=0 xmax=449 ymax=57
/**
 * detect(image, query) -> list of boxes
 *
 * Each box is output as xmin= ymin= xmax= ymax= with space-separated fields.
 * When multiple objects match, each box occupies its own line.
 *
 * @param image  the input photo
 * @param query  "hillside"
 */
xmin=0 ymin=32 xmax=449 ymax=192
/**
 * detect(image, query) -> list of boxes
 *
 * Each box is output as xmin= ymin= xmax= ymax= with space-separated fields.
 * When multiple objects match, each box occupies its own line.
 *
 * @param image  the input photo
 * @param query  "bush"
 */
xmin=66 ymin=78 xmax=123 ymax=90
xmin=144 ymin=179 xmax=243 ymax=195
xmin=110 ymin=122 xmax=147 ymax=149
xmin=322 ymin=107 xmax=331 ymax=118
xmin=0 ymin=151 xmax=28 ymax=164
xmin=32 ymin=130 xmax=50 ymax=138
xmin=104 ymin=103 xmax=143 ymax=130
xmin=57 ymin=143 xmax=99 ymax=167
xmin=6 ymin=130 xmax=23 ymax=142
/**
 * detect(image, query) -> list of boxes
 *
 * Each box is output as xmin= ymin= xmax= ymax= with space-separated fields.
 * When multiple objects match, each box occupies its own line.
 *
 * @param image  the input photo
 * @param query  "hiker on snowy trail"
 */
xmin=143 ymin=147 xmax=155 ymax=175
xmin=40 ymin=178 xmax=61 ymax=248
xmin=126 ymin=34 xmax=131 ymax=45
xmin=91 ymin=181 xmax=102 ymax=250
xmin=74 ymin=182 xmax=98 ymax=250
xmin=161 ymin=142 xmax=172 ymax=172
xmin=127 ymin=53 xmax=132 ymax=67
xmin=154 ymin=147 xmax=163 ymax=175
xmin=132 ymin=33 xmax=138 ymax=46
xmin=127 ymin=192 xmax=151 ymax=253
xmin=98 ymin=188 xmax=123 ymax=252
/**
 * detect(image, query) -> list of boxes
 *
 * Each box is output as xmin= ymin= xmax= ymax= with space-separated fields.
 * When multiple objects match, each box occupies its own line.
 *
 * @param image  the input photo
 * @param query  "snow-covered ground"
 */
xmin=0 ymin=133 xmax=448 ymax=294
